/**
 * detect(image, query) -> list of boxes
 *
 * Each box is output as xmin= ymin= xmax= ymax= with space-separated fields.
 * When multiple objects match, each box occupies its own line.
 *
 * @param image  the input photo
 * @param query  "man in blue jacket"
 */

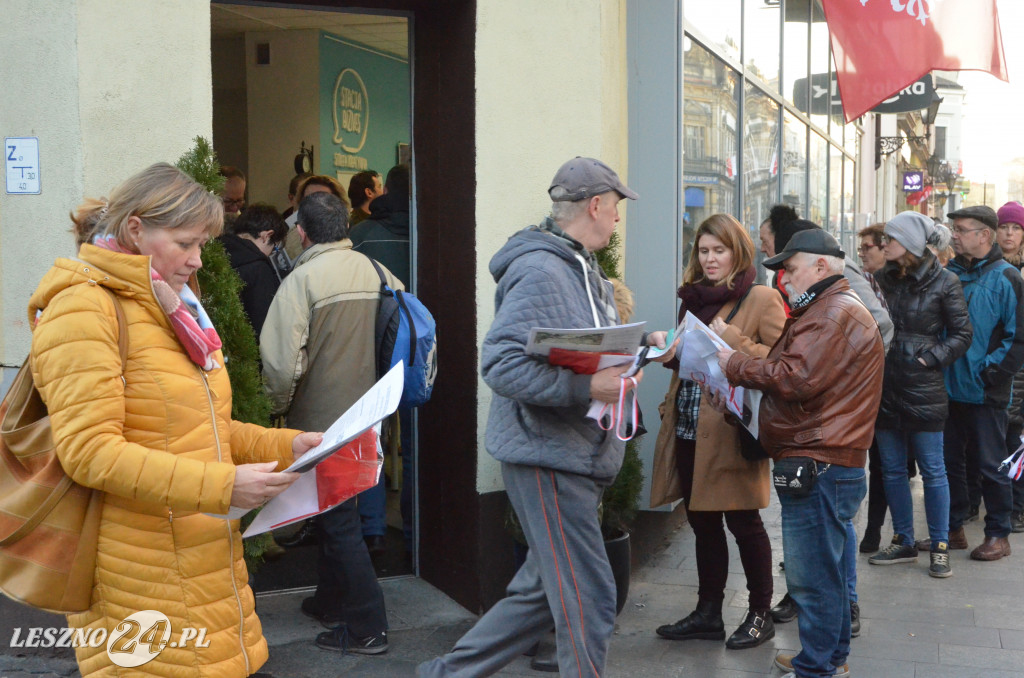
xmin=418 ymin=157 xmax=671 ymax=678
xmin=945 ymin=205 xmax=1024 ymax=561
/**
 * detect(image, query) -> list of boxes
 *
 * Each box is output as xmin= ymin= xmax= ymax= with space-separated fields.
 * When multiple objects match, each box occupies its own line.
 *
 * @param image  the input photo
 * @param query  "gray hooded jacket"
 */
xmin=482 ymin=221 xmax=626 ymax=482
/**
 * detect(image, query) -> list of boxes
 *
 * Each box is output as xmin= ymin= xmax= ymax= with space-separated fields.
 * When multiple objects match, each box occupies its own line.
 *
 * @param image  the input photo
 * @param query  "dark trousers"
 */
xmin=675 ymin=438 xmax=773 ymax=610
xmin=315 ymin=497 xmax=388 ymax=636
xmin=945 ymin=402 xmax=1012 ymax=538
xmin=863 ymin=437 xmax=889 ymax=539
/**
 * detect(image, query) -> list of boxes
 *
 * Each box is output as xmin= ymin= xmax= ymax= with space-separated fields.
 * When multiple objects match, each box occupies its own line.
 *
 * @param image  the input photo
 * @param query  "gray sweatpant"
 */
xmin=417 ymin=462 xmax=616 ymax=678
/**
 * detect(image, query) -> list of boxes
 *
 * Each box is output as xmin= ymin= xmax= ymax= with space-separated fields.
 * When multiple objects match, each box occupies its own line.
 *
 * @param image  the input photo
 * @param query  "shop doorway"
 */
xmin=210 ymin=1 xmax=416 ymax=588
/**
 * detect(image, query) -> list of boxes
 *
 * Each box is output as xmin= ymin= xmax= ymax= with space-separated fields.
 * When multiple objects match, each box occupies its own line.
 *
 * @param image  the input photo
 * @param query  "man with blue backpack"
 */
xmin=261 ymin=191 xmax=403 ymax=655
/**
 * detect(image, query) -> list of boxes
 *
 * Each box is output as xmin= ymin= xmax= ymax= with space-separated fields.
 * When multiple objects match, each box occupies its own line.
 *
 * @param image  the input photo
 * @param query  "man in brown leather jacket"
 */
xmin=717 ymin=229 xmax=884 ymax=678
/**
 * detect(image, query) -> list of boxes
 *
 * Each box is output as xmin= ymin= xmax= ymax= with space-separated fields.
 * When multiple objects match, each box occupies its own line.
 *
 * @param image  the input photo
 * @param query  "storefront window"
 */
xmin=744 ymin=0 xmax=780 ymax=93
xmin=684 ymin=1 xmax=741 ymax=65
xmin=829 ymin=143 xmax=844 ymax=239
xmin=809 ymin=1 xmax=830 ymax=134
xmin=743 ymin=83 xmax=780 ymax=238
xmin=782 ymin=110 xmax=807 ymax=215
xmin=808 ymin=131 xmax=828 ymax=226
xmin=783 ymin=0 xmax=810 ymax=110
xmin=844 ymin=156 xmax=857 ymax=242
xmin=683 ymin=37 xmax=740 ymax=237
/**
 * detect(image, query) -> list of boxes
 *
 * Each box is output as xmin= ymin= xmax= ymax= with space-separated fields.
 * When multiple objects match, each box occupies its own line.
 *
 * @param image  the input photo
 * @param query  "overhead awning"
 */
xmin=822 ymin=0 xmax=1007 ymax=123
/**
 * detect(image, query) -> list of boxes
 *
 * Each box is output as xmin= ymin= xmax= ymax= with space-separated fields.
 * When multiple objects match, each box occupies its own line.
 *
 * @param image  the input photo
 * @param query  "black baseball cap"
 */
xmin=948 ymin=205 xmax=998 ymax=230
xmin=763 ymin=228 xmax=846 ymax=271
xmin=548 ymin=157 xmax=638 ymax=202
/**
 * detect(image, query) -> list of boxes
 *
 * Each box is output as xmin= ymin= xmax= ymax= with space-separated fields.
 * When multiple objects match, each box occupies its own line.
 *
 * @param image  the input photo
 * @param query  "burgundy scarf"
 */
xmin=677 ymin=267 xmax=757 ymax=325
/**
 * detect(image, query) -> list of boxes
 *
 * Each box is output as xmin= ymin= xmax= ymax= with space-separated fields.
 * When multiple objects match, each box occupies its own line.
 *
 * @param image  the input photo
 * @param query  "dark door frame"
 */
xmin=234 ymin=0 xmax=512 ymax=612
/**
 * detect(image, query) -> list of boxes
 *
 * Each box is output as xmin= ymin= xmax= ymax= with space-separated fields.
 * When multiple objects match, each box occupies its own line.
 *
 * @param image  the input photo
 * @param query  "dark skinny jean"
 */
xmin=675 ymin=437 xmax=773 ymax=610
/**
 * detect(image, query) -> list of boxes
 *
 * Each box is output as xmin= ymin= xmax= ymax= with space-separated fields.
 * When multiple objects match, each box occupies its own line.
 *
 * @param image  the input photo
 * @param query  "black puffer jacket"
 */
xmin=876 ymin=252 xmax=973 ymax=431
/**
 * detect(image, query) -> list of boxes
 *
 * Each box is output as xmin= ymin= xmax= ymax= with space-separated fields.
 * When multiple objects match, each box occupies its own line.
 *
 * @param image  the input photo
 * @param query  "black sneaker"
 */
xmin=929 ymin=542 xmax=952 ymax=578
xmin=316 ymin=626 xmax=388 ymax=655
xmin=1012 ymin=512 xmax=1024 ymax=534
xmin=869 ymin=535 xmax=918 ymax=565
xmin=770 ymin=593 xmax=798 ymax=623
xmin=301 ymin=596 xmax=343 ymax=629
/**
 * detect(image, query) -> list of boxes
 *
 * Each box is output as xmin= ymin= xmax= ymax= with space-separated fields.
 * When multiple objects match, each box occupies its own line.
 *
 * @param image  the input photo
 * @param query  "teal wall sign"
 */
xmin=319 ymin=32 xmax=411 ymax=182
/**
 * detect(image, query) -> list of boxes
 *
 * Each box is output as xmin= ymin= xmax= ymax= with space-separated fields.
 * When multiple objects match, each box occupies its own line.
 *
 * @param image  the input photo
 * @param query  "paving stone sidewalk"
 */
xmin=3 ymin=477 xmax=1022 ymax=677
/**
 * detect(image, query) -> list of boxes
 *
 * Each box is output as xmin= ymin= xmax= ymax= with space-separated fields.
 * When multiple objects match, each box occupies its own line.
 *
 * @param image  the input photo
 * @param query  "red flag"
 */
xmin=824 ymin=0 xmax=1008 ymax=123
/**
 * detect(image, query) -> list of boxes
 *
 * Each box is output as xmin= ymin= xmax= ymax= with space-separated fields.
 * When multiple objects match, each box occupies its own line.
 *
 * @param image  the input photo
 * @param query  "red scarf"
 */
xmin=677 ymin=267 xmax=757 ymax=325
xmin=94 ymin=235 xmax=222 ymax=370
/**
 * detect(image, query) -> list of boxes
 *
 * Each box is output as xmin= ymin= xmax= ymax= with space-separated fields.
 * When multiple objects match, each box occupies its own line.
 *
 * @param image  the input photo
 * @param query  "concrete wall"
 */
xmin=1 ymin=0 xmax=212 ymax=392
xmin=244 ymin=30 xmax=321 ymax=209
xmin=474 ymin=0 xmax=629 ymax=493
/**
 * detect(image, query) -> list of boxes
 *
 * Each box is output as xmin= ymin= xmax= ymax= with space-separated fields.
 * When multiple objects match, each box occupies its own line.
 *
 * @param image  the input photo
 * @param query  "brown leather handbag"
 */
xmin=0 ymin=289 xmax=126 ymax=613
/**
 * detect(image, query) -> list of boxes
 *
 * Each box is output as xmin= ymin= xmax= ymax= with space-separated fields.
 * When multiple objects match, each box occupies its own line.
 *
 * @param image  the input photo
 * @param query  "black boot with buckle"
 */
xmin=725 ymin=608 xmax=775 ymax=649
xmin=655 ymin=599 xmax=725 ymax=641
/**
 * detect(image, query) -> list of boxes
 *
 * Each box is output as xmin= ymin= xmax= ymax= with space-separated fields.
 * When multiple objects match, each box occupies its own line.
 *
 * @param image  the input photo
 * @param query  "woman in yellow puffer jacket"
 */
xmin=28 ymin=163 xmax=323 ymax=677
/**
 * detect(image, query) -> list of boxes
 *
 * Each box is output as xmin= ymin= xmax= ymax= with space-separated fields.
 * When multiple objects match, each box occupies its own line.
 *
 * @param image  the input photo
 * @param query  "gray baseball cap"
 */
xmin=548 ymin=157 xmax=638 ymax=202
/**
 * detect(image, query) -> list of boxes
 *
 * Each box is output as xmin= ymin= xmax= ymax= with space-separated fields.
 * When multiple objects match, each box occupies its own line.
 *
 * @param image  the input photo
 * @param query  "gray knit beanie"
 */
xmin=885 ymin=211 xmax=937 ymax=257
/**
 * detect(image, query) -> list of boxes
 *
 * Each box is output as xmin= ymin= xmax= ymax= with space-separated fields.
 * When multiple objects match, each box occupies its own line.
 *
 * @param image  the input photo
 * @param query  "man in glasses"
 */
xmin=944 ymin=205 xmax=1024 ymax=561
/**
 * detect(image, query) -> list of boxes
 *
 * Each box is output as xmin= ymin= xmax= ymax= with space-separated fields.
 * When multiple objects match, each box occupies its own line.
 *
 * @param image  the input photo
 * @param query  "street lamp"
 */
xmin=927 ymin=154 xmax=960 ymax=212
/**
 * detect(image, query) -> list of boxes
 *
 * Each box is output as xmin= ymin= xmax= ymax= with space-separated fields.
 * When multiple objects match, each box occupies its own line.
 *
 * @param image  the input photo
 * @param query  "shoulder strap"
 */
xmin=104 ymin=288 xmax=128 ymax=368
xmin=361 ymin=253 xmax=390 ymax=289
xmin=724 ymin=283 xmax=760 ymax=324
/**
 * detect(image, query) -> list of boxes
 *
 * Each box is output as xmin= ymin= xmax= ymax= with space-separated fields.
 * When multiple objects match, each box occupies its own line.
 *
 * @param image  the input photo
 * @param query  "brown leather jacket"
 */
xmin=724 ymin=277 xmax=884 ymax=468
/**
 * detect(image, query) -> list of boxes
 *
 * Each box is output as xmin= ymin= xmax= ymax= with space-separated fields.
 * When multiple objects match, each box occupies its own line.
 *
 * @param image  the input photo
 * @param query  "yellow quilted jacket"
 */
xmin=28 ymin=244 xmax=298 ymax=677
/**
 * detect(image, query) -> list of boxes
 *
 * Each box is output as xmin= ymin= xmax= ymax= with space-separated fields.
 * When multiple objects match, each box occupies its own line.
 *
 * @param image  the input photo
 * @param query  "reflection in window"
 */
xmin=808 ymin=132 xmax=828 ymax=227
xmin=830 ymin=144 xmax=844 ymax=241
xmin=683 ymin=37 xmax=740 ymax=241
xmin=782 ymin=111 xmax=807 ymax=216
xmin=783 ymin=0 xmax=810 ymax=110
xmin=844 ymin=156 xmax=857 ymax=249
xmin=744 ymin=1 xmax=780 ymax=92
xmin=685 ymin=1 xmax=741 ymax=64
xmin=809 ymin=0 xmax=830 ymax=133
xmin=743 ymin=83 xmax=780 ymax=239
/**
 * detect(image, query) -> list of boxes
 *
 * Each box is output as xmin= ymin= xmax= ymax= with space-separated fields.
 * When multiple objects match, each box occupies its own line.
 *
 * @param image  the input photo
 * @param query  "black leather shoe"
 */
xmin=656 ymin=599 xmax=725 ymax=641
xmin=770 ymin=593 xmax=798 ymax=623
xmin=279 ymin=520 xmax=317 ymax=548
xmin=725 ymin=609 xmax=774 ymax=649
xmin=859 ymin=530 xmax=881 ymax=553
xmin=850 ymin=601 xmax=861 ymax=638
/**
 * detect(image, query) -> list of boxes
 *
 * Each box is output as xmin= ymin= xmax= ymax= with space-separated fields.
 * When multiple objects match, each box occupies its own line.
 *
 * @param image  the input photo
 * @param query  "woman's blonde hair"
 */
xmin=71 ymin=163 xmax=224 ymax=249
xmin=682 ymin=213 xmax=755 ymax=288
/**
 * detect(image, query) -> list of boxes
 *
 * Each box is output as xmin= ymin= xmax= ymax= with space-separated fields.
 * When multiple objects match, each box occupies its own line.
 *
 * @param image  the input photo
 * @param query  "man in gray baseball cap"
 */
xmin=419 ymin=157 xmax=671 ymax=678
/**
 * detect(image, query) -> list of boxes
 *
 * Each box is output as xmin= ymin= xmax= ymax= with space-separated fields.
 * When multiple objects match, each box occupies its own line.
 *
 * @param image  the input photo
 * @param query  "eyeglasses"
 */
xmin=952 ymin=226 xmax=986 ymax=236
xmin=857 ymin=243 xmax=879 ymax=254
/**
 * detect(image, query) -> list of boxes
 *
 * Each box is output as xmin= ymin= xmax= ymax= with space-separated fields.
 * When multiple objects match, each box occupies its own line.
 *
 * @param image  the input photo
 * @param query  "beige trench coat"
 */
xmin=649 ymin=284 xmax=786 ymax=511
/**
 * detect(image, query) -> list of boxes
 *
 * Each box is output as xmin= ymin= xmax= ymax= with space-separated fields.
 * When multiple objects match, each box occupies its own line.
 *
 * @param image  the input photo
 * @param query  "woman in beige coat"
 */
xmin=651 ymin=214 xmax=786 ymax=650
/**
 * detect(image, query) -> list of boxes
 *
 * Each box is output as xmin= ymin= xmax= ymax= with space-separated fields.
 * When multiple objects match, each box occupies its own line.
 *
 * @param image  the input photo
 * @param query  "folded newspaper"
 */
xmin=677 ymin=312 xmax=761 ymax=437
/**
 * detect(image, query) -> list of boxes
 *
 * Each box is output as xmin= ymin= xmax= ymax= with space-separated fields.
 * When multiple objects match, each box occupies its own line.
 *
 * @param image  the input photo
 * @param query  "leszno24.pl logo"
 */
xmin=10 ymin=610 xmax=209 ymax=668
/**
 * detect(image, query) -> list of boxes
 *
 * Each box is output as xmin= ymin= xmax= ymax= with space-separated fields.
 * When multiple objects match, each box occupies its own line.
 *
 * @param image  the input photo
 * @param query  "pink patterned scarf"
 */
xmin=94 ymin=235 xmax=222 ymax=370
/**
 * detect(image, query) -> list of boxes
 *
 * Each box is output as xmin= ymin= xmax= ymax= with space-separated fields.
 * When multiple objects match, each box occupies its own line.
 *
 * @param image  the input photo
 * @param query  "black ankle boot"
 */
xmin=656 ymin=599 xmax=725 ymax=641
xmin=725 ymin=609 xmax=775 ymax=649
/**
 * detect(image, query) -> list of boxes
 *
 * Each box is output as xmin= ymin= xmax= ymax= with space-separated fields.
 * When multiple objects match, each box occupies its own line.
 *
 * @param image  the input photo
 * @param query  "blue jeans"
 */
xmin=779 ymin=464 xmax=866 ymax=678
xmin=844 ymin=520 xmax=857 ymax=603
xmin=876 ymin=429 xmax=949 ymax=547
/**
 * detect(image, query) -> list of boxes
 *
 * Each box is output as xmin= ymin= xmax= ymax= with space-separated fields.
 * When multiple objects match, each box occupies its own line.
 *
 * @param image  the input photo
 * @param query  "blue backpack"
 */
xmin=365 ymin=257 xmax=438 ymax=407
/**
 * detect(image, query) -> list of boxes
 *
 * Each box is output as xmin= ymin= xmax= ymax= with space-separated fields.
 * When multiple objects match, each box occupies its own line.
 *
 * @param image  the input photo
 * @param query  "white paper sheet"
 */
xmin=208 ymin=362 xmax=403 ymax=521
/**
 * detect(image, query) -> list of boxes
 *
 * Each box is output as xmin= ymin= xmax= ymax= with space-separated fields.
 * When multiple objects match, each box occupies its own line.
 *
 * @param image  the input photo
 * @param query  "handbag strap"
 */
xmin=0 ymin=288 xmax=127 ymax=547
xmin=724 ymin=283 xmax=760 ymax=324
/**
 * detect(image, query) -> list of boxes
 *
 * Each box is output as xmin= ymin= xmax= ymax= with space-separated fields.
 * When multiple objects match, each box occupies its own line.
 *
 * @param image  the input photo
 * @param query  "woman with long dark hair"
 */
xmin=651 ymin=214 xmax=786 ymax=649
